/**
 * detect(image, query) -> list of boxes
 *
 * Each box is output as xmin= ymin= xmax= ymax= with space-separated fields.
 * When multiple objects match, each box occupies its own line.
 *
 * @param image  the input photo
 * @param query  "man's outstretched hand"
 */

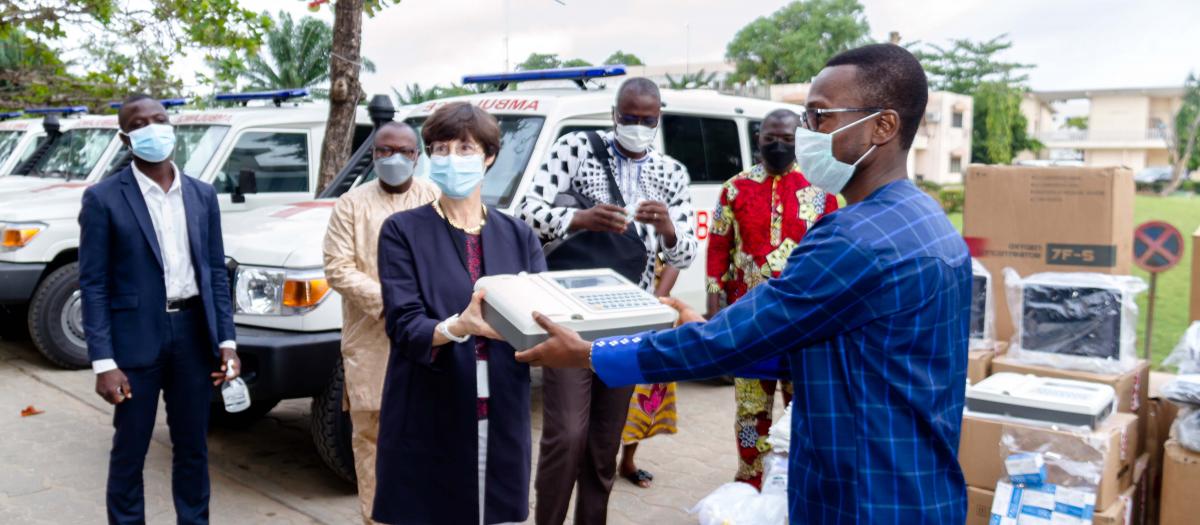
xmin=514 ymin=312 xmax=592 ymax=368
xmin=660 ymin=296 xmax=705 ymax=325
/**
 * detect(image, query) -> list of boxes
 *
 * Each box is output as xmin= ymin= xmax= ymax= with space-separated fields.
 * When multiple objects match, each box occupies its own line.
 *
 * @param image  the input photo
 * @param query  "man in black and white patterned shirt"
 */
xmin=518 ymin=78 xmax=697 ymax=525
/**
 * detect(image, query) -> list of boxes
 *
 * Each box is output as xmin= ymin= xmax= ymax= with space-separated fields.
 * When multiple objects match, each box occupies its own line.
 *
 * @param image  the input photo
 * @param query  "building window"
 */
xmin=952 ymin=111 xmax=964 ymax=128
xmin=950 ymin=155 xmax=963 ymax=174
xmin=662 ymin=115 xmax=743 ymax=183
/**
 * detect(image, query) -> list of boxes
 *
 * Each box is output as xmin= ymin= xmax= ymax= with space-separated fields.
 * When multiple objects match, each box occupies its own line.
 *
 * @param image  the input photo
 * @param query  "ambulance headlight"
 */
xmin=234 ymin=265 xmax=329 ymax=315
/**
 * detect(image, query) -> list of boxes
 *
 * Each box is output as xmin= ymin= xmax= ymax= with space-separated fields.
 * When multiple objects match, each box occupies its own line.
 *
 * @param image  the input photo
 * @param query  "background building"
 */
xmin=1024 ymin=86 xmax=1184 ymax=173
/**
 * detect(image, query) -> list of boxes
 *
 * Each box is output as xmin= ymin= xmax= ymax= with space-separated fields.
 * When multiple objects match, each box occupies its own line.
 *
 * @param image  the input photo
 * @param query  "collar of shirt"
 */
xmin=131 ymin=162 xmax=182 ymax=196
xmin=748 ymin=162 xmax=802 ymax=182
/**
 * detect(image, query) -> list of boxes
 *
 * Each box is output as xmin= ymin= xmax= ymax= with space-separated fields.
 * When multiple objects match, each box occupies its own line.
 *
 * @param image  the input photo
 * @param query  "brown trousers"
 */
xmin=535 ymin=367 xmax=635 ymax=525
xmin=350 ymin=410 xmax=382 ymax=525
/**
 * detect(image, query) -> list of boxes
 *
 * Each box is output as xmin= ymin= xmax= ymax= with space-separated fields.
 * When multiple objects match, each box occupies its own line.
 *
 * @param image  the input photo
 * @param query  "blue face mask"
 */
xmin=793 ymin=112 xmax=879 ymax=195
xmin=428 ymin=154 xmax=485 ymax=199
xmin=122 ymin=123 xmax=176 ymax=163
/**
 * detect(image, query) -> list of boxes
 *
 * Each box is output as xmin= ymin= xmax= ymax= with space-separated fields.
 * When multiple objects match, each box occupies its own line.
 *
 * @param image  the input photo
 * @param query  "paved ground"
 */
xmin=0 ymin=334 xmax=777 ymax=524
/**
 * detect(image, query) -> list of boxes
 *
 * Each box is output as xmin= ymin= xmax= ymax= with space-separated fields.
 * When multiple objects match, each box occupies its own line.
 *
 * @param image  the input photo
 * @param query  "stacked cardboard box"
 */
xmin=963 ymin=165 xmax=1135 ymax=342
xmin=1159 ymin=440 xmax=1200 ymax=525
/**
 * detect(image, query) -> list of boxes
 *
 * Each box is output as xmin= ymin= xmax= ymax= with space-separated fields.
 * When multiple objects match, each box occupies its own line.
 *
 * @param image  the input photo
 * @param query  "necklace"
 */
xmin=433 ymin=200 xmax=487 ymax=235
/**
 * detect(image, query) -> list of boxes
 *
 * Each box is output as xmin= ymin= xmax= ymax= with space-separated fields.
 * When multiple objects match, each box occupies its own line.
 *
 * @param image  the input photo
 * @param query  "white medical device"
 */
xmin=473 ymin=269 xmax=679 ymax=350
xmin=966 ymin=372 xmax=1116 ymax=428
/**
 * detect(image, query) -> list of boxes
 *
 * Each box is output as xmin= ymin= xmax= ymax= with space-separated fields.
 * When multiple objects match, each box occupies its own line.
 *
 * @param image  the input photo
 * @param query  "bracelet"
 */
xmin=588 ymin=345 xmax=595 ymax=372
xmin=438 ymin=314 xmax=470 ymax=343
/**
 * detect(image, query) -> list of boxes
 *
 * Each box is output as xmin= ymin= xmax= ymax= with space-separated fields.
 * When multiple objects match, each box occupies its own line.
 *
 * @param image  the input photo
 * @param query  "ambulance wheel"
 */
xmin=28 ymin=263 xmax=90 ymax=369
xmin=209 ymin=398 xmax=280 ymax=429
xmin=312 ymin=360 xmax=357 ymax=485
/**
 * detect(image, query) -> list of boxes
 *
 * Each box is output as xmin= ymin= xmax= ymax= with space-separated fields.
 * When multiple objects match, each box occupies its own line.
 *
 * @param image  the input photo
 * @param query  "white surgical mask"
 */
xmin=793 ymin=112 xmax=880 ymax=195
xmin=614 ymin=124 xmax=657 ymax=153
xmin=374 ymin=153 xmax=415 ymax=186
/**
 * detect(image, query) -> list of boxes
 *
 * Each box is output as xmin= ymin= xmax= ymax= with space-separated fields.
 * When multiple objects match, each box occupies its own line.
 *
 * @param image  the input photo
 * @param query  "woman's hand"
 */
xmin=453 ymin=290 xmax=502 ymax=340
xmin=659 ymin=296 xmax=705 ymax=326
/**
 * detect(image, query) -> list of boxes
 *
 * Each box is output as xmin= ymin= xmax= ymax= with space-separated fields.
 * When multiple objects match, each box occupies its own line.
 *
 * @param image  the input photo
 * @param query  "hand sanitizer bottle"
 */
xmin=221 ymin=359 xmax=251 ymax=413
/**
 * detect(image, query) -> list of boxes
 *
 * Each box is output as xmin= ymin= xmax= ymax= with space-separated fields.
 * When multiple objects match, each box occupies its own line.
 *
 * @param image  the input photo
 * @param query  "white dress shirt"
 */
xmin=93 ymin=164 xmax=235 ymax=374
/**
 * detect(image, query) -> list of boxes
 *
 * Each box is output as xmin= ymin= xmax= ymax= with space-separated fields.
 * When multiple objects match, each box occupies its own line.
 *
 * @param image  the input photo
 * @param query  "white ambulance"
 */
xmin=0 ymin=111 xmax=62 ymax=177
xmin=217 ymin=66 xmax=799 ymax=481
xmin=0 ymin=89 xmax=373 ymax=380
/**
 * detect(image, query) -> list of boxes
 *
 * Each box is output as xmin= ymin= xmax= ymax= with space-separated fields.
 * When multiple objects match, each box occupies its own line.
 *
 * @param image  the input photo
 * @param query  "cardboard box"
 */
xmin=966 ymin=486 xmax=994 ymax=525
xmin=959 ymin=412 xmax=1138 ymax=510
xmin=991 ymin=356 xmax=1149 ymax=455
xmin=1147 ymin=372 xmax=1179 ymax=525
xmin=968 ymin=349 xmax=994 ymax=386
xmin=1191 ymin=226 xmax=1200 ymax=322
xmin=1159 ymin=440 xmax=1200 ymax=525
xmin=963 ymin=165 xmax=1134 ymax=341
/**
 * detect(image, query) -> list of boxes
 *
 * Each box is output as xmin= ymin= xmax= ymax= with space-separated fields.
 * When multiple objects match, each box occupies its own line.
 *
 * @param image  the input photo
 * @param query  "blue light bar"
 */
xmin=463 ymin=65 xmax=627 ymax=85
xmin=0 ymin=111 xmax=22 ymax=120
xmin=24 ymin=106 xmax=88 ymax=115
xmin=109 ymin=98 xmax=189 ymax=110
xmin=214 ymin=88 xmax=310 ymax=103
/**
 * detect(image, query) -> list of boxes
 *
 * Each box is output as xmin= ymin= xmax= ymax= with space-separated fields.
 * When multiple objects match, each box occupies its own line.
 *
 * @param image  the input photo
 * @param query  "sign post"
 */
xmin=1133 ymin=221 xmax=1184 ymax=360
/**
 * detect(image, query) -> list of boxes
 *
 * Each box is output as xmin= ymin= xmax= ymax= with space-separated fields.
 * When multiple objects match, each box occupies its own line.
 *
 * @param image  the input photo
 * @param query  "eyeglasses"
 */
xmin=801 ymin=107 xmax=883 ymax=131
xmin=613 ymin=110 xmax=659 ymax=128
xmin=427 ymin=141 xmax=482 ymax=157
xmin=373 ymin=145 xmax=418 ymax=158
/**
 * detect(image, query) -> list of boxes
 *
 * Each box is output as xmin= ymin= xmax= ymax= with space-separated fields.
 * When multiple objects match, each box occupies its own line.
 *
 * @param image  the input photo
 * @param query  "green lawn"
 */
xmin=948 ymin=194 xmax=1200 ymax=368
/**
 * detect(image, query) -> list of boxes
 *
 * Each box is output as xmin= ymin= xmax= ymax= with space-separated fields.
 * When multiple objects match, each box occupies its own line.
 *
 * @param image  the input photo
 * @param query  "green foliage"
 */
xmin=561 ymin=58 xmax=593 ymax=68
xmin=305 ymin=0 xmax=402 ymax=17
xmin=238 ymin=11 xmax=334 ymax=96
xmin=1174 ymin=73 xmax=1200 ymax=171
xmin=725 ymin=0 xmax=869 ymax=85
xmin=1065 ymin=116 xmax=1088 ymax=130
xmin=0 ymin=1 xmax=270 ymax=111
xmin=391 ymin=83 xmax=484 ymax=105
xmin=516 ymin=53 xmax=564 ymax=71
xmin=972 ymin=81 xmax=1034 ymax=164
xmin=936 ymin=188 xmax=964 ymax=214
xmin=603 ymin=51 xmax=644 ymax=66
xmin=912 ymin=34 xmax=1033 ymax=95
xmin=665 ymin=69 xmax=718 ymax=90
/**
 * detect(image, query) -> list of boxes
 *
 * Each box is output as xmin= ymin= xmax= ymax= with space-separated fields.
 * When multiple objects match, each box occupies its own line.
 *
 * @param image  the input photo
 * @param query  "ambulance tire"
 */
xmin=311 ymin=361 xmax=357 ymax=485
xmin=28 ymin=263 xmax=90 ymax=369
xmin=209 ymin=398 xmax=280 ymax=430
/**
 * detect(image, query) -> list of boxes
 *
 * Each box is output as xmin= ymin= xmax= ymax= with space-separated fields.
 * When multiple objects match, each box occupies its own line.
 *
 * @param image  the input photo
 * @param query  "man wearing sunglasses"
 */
xmin=519 ymin=77 xmax=697 ymax=525
xmin=705 ymin=108 xmax=839 ymax=490
xmin=322 ymin=121 xmax=438 ymax=524
xmin=517 ymin=44 xmax=972 ymax=524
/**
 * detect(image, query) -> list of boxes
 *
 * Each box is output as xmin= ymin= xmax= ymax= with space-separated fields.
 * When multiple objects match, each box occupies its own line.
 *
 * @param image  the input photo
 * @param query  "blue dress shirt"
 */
xmin=592 ymin=179 xmax=972 ymax=524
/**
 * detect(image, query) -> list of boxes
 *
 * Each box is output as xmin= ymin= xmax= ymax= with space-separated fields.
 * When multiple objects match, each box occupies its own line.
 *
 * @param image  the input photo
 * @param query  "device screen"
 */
xmin=555 ymin=275 xmax=623 ymax=290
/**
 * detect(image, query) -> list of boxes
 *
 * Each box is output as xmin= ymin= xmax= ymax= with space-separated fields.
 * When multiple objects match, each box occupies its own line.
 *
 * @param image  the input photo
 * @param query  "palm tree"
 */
xmin=665 ymin=69 xmax=718 ymax=90
xmin=239 ymin=11 xmax=374 ymax=98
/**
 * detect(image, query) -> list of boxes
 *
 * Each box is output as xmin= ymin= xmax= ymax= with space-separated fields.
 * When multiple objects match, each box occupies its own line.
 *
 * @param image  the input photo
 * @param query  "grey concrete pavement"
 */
xmin=0 ymin=335 xmax=771 ymax=524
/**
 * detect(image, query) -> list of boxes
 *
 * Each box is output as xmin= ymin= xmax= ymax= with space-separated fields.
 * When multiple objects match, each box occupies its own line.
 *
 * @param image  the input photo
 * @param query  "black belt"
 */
xmin=166 ymin=296 xmax=202 ymax=312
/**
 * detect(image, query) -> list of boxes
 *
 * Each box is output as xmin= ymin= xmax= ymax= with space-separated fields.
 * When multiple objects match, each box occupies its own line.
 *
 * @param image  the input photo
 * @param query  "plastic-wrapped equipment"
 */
xmin=970 ymin=259 xmax=995 ymax=350
xmin=1162 ymin=374 xmax=1200 ymax=453
xmin=990 ymin=428 xmax=1104 ymax=524
xmin=1163 ymin=321 xmax=1200 ymax=374
xmin=1003 ymin=268 xmax=1146 ymax=374
xmin=1173 ymin=409 xmax=1200 ymax=453
xmin=692 ymin=403 xmax=792 ymax=525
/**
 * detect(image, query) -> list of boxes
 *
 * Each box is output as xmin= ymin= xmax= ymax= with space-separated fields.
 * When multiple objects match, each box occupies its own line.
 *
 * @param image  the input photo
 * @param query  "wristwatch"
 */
xmin=438 ymin=314 xmax=470 ymax=343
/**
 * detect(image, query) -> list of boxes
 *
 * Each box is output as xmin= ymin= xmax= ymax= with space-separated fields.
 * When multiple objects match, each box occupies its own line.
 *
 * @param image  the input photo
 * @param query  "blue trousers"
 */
xmin=106 ymin=308 xmax=214 ymax=525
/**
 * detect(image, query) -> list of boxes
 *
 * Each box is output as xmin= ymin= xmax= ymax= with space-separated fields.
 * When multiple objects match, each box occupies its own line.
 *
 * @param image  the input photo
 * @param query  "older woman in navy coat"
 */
xmin=373 ymin=102 xmax=546 ymax=525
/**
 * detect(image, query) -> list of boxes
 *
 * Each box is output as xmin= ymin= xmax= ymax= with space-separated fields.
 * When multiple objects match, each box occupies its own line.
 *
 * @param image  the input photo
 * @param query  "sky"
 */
xmin=207 ymin=0 xmax=1198 ymax=99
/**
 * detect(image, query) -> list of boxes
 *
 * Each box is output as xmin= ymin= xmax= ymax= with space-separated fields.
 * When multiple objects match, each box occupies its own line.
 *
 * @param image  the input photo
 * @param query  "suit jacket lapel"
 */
xmin=119 ymin=169 xmax=164 ymax=270
xmin=180 ymin=176 xmax=205 ymax=272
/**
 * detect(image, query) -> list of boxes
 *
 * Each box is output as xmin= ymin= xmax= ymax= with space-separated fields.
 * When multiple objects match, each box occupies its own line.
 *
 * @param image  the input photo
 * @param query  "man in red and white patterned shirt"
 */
xmin=705 ymin=109 xmax=839 ymax=489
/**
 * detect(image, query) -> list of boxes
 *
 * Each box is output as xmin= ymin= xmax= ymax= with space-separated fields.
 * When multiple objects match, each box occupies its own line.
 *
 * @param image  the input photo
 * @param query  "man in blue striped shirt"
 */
xmin=517 ymin=44 xmax=971 ymax=523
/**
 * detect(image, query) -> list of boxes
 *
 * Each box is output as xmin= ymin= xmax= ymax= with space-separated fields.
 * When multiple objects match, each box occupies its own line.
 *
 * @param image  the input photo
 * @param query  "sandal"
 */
xmin=622 ymin=468 xmax=654 ymax=488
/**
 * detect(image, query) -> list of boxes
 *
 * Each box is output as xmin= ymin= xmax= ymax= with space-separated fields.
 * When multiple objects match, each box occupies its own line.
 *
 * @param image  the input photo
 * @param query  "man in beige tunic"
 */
xmin=323 ymin=121 xmax=438 ymax=524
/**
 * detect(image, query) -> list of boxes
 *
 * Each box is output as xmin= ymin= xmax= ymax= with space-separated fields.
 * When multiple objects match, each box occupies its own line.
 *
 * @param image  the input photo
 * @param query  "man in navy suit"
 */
xmin=79 ymin=94 xmax=240 ymax=525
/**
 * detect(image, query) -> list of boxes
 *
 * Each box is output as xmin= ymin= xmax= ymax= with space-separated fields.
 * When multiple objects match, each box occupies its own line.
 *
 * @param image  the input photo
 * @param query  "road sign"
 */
xmin=1133 ymin=220 xmax=1185 ymax=359
xmin=1134 ymin=221 xmax=1184 ymax=273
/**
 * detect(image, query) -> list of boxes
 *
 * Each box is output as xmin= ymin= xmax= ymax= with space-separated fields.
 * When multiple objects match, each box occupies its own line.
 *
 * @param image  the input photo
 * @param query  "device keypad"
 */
xmin=576 ymin=291 xmax=659 ymax=310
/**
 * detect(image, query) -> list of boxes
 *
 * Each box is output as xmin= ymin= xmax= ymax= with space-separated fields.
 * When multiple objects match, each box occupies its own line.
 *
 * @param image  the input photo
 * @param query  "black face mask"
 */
xmin=761 ymin=141 xmax=796 ymax=173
